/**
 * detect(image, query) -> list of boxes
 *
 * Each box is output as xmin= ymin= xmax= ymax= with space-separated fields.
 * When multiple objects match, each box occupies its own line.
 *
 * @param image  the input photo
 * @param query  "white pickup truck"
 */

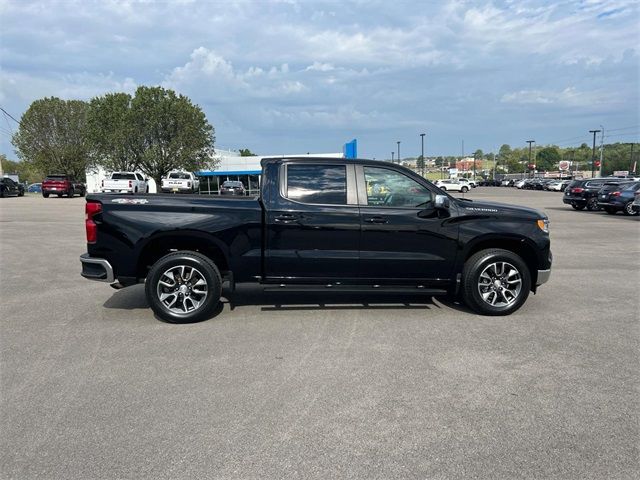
xmin=101 ymin=172 xmax=148 ymax=194
xmin=160 ymin=171 xmax=200 ymax=193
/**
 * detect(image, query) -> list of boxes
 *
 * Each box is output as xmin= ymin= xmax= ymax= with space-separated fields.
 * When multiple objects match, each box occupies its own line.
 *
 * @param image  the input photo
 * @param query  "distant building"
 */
xmin=456 ymin=157 xmax=483 ymax=172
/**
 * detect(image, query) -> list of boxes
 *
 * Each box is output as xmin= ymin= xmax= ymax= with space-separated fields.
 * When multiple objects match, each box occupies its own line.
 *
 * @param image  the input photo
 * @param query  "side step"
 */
xmin=263 ymin=284 xmax=448 ymax=295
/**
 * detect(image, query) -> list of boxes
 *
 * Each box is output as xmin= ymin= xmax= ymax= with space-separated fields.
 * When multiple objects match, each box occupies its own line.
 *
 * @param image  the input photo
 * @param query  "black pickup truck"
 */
xmin=80 ymin=157 xmax=552 ymax=322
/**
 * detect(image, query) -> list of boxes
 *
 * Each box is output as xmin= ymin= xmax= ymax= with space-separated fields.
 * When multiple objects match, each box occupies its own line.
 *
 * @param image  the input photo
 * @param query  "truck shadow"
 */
xmin=102 ymin=284 xmax=473 ymax=316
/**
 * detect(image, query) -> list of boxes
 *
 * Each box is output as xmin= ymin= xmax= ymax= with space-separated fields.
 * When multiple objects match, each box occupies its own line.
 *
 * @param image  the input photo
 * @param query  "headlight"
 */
xmin=537 ymin=218 xmax=549 ymax=233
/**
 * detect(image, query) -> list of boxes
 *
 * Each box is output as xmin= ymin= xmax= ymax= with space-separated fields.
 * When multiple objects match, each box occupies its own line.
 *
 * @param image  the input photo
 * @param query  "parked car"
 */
xmin=220 ymin=180 xmax=246 ymax=195
xmin=434 ymin=179 xmax=470 ymax=193
xmin=161 ymin=171 xmax=200 ymax=194
xmin=597 ymin=181 xmax=640 ymax=216
xmin=42 ymin=175 xmax=85 ymax=198
xmin=562 ymin=178 xmax=621 ymax=211
xmin=27 ymin=183 xmax=42 ymax=193
xmin=632 ymin=191 xmax=640 ymax=213
xmin=101 ymin=172 xmax=148 ymax=194
xmin=0 ymin=177 xmax=25 ymax=197
xmin=80 ymin=157 xmax=552 ymax=322
xmin=501 ymin=179 xmax=514 ymax=187
xmin=514 ymin=179 xmax=526 ymax=189
xmin=459 ymin=178 xmax=477 ymax=188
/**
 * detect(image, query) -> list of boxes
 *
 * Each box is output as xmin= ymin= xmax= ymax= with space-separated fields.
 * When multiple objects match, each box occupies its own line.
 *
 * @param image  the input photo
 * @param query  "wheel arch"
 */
xmin=462 ymin=235 xmax=540 ymax=289
xmin=136 ymin=231 xmax=230 ymax=280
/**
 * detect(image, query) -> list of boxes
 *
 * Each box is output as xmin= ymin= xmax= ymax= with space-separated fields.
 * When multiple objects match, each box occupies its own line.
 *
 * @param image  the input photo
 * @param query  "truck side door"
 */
xmin=356 ymin=165 xmax=458 ymax=285
xmin=264 ymin=162 xmax=360 ymax=282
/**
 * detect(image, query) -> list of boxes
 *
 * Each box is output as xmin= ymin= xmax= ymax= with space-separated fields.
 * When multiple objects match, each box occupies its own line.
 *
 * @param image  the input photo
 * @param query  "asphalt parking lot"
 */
xmin=1 ymin=189 xmax=638 ymax=479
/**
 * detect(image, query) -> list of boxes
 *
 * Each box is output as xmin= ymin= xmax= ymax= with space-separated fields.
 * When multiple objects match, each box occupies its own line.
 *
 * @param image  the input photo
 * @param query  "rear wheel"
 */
xmin=586 ymin=197 xmax=600 ymax=211
xmin=145 ymin=251 xmax=222 ymax=323
xmin=461 ymin=186 xmax=469 ymax=193
xmin=42 ymin=192 xmax=49 ymax=198
xmin=461 ymin=249 xmax=531 ymax=316
xmin=571 ymin=203 xmax=585 ymax=210
xmin=68 ymin=188 xmax=75 ymax=198
xmin=57 ymin=193 xmax=62 ymax=197
xmin=624 ymin=201 xmax=638 ymax=216
xmin=18 ymin=189 xmax=24 ymax=197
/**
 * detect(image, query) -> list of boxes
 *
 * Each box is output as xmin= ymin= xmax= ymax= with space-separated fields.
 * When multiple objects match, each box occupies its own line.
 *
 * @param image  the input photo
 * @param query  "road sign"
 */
xmin=613 ymin=170 xmax=629 ymax=176
xmin=559 ymin=160 xmax=570 ymax=170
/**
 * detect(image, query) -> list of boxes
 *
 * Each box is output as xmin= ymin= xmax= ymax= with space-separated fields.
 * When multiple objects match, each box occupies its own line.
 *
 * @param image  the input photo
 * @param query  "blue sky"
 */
xmin=0 ymin=0 xmax=638 ymax=160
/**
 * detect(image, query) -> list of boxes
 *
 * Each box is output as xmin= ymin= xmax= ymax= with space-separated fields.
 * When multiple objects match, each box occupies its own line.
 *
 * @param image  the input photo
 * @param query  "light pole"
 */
xmin=526 ymin=140 xmax=535 ymax=179
xmin=391 ymin=152 xmax=394 ymax=163
xmin=397 ymin=141 xmax=401 ymax=164
xmin=589 ymin=129 xmax=601 ymax=178
xmin=599 ymin=126 xmax=604 ymax=177
xmin=420 ymin=133 xmax=425 ymax=176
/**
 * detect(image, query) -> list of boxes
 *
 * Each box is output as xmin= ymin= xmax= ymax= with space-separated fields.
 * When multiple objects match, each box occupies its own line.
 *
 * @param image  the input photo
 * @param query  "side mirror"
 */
xmin=435 ymin=194 xmax=450 ymax=209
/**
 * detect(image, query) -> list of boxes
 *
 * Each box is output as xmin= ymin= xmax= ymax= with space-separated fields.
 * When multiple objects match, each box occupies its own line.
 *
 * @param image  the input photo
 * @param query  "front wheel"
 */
xmin=461 ymin=186 xmax=469 ymax=193
xmin=145 ymin=251 xmax=222 ymax=323
xmin=461 ymin=249 xmax=531 ymax=316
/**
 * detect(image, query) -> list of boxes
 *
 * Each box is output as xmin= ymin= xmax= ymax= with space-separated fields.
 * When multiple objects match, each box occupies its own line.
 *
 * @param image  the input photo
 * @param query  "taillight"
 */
xmin=101 ymin=179 xmax=104 ymax=187
xmin=612 ymin=191 xmax=621 ymax=196
xmin=129 ymin=180 xmax=132 ymax=188
xmin=571 ymin=187 xmax=584 ymax=193
xmin=187 ymin=181 xmax=191 ymax=188
xmin=85 ymin=202 xmax=102 ymax=244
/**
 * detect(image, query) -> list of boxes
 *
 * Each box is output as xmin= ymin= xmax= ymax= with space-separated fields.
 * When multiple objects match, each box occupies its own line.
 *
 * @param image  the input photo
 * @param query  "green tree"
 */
xmin=239 ymin=148 xmax=256 ymax=156
xmin=0 ymin=154 xmax=45 ymax=183
xmin=416 ymin=154 xmax=425 ymax=174
xmin=87 ymin=93 xmax=138 ymax=172
xmin=536 ymin=146 xmax=561 ymax=171
xmin=89 ymin=86 xmax=216 ymax=185
xmin=11 ymin=97 xmax=91 ymax=180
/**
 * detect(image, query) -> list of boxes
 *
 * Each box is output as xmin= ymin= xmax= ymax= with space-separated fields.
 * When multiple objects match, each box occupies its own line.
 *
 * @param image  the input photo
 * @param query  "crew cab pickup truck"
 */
xmin=161 ymin=171 xmax=200 ymax=193
xmin=101 ymin=172 xmax=148 ymax=194
xmin=42 ymin=175 xmax=86 ymax=198
xmin=80 ymin=157 xmax=552 ymax=322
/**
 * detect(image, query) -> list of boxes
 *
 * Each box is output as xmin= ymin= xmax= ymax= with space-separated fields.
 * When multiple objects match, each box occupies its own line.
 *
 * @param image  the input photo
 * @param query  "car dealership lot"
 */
xmin=1 ymin=191 xmax=638 ymax=479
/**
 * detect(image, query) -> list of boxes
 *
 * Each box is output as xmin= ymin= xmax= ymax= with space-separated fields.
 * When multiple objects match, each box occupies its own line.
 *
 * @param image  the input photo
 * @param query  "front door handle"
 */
xmin=275 ymin=213 xmax=299 ymax=223
xmin=364 ymin=216 xmax=388 ymax=224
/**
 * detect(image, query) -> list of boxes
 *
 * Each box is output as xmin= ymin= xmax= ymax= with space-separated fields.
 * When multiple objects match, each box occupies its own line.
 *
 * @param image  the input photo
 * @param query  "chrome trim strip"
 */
xmin=80 ymin=254 xmax=115 ymax=283
xmin=536 ymin=269 xmax=551 ymax=286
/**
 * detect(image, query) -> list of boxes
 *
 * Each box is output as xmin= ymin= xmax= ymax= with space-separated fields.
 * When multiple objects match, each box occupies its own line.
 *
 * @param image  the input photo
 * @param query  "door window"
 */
xmin=363 ymin=167 xmax=432 ymax=207
xmin=286 ymin=164 xmax=347 ymax=205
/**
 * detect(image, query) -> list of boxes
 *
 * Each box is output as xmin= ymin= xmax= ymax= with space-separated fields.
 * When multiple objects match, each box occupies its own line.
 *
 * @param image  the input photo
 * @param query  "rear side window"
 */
xmin=286 ymin=164 xmax=347 ymax=205
xmin=169 ymin=172 xmax=190 ymax=179
xmin=45 ymin=175 xmax=67 ymax=181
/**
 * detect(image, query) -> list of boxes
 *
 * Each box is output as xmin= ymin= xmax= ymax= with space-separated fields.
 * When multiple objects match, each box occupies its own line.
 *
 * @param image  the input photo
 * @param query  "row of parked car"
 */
xmin=562 ymin=178 xmax=640 ymax=216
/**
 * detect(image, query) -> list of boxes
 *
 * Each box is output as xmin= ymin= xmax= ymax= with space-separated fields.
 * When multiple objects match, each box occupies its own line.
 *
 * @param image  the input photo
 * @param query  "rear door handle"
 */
xmin=364 ymin=216 xmax=388 ymax=224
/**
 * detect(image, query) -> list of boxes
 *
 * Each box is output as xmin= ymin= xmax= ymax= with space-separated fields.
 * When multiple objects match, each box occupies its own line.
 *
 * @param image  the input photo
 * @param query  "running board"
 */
xmin=262 ymin=284 xmax=448 ymax=295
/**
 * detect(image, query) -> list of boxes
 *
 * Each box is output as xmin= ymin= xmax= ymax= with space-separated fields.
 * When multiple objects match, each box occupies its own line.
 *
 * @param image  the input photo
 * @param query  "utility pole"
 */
xmin=599 ymin=126 xmax=604 ymax=177
xmin=397 ymin=141 xmax=401 ymax=165
xmin=630 ymin=143 xmax=635 ymax=173
xmin=420 ymin=133 xmax=425 ymax=177
xmin=526 ymin=140 xmax=535 ymax=179
xmin=589 ymin=129 xmax=601 ymax=178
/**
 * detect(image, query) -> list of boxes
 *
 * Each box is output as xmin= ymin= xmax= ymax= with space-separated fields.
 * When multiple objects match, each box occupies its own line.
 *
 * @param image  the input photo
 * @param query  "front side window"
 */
xmin=364 ymin=167 xmax=432 ymax=208
xmin=286 ymin=164 xmax=347 ymax=205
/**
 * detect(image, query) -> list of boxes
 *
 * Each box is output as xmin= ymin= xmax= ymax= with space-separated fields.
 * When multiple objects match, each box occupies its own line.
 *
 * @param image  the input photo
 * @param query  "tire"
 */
xmin=441 ymin=186 xmax=447 ymax=191
xmin=57 ymin=193 xmax=62 ymax=197
xmin=461 ymin=186 xmax=469 ymax=193
xmin=68 ymin=188 xmax=75 ymax=198
xmin=461 ymin=248 xmax=531 ymax=316
xmin=586 ymin=197 xmax=600 ymax=211
xmin=134 ymin=186 xmax=138 ymax=194
xmin=604 ymin=207 xmax=617 ymax=215
xmin=623 ymin=201 xmax=638 ymax=216
xmin=0 ymin=189 xmax=4 ymax=198
xmin=42 ymin=192 xmax=49 ymax=198
xmin=145 ymin=250 xmax=222 ymax=323
xmin=146 ymin=186 xmax=149 ymax=193
xmin=80 ymin=188 xmax=85 ymax=197
xmin=18 ymin=189 xmax=24 ymax=197
xmin=571 ymin=203 xmax=585 ymax=210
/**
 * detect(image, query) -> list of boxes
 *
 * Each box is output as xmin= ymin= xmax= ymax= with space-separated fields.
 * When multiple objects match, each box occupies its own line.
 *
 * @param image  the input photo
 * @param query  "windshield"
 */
xmin=223 ymin=181 xmax=243 ymax=187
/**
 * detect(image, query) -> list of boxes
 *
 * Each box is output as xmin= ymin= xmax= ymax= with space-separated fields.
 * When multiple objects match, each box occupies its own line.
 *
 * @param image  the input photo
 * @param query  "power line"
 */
xmin=0 ymin=106 xmax=20 ymax=124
